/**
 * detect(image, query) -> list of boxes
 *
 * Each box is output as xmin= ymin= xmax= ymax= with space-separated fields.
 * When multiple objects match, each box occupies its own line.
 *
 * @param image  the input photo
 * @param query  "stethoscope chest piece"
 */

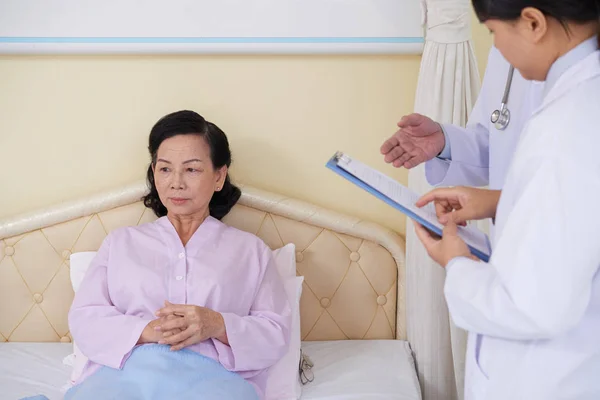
xmin=490 ymin=65 xmax=515 ymax=131
xmin=491 ymin=105 xmax=510 ymax=131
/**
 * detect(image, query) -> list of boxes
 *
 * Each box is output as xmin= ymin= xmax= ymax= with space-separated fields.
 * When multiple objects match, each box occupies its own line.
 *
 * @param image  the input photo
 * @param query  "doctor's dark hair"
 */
xmin=141 ymin=110 xmax=241 ymax=220
xmin=472 ymin=0 xmax=600 ymax=32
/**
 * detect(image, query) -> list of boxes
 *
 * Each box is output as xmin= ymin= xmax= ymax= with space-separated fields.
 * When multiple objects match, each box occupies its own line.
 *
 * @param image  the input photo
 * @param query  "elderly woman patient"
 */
xmin=64 ymin=110 xmax=292 ymax=400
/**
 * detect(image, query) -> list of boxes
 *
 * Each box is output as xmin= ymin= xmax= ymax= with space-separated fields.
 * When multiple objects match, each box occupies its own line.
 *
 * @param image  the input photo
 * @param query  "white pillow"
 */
xmin=67 ymin=243 xmax=303 ymax=399
xmin=272 ymin=243 xmax=297 ymax=279
xmin=70 ymin=251 xmax=97 ymax=292
xmin=266 ymin=243 xmax=303 ymax=399
xmin=266 ymin=275 xmax=303 ymax=400
xmin=67 ymin=251 xmax=98 ymax=387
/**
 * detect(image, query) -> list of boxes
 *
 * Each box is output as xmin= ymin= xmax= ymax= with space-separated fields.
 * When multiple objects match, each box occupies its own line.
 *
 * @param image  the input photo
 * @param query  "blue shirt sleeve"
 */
xmin=436 ymin=124 xmax=452 ymax=159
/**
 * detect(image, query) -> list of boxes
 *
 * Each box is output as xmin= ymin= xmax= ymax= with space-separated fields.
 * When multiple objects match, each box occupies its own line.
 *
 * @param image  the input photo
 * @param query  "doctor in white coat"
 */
xmin=413 ymin=0 xmax=600 ymax=399
xmin=380 ymin=46 xmax=543 ymax=192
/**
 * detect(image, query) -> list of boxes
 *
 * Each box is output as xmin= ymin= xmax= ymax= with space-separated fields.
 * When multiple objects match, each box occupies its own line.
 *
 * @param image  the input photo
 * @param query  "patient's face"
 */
xmin=153 ymin=134 xmax=226 ymax=217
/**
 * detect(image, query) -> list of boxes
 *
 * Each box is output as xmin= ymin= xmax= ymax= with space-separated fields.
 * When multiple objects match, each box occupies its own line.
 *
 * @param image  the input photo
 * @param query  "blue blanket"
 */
xmin=21 ymin=344 xmax=258 ymax=400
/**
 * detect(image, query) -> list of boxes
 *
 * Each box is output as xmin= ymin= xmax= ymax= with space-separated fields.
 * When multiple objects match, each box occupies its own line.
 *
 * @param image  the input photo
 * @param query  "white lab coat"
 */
xmin=445 ymin=49 xmax=600 ymax=400
xmin=425 ymin=46 xmax=544 ymax=190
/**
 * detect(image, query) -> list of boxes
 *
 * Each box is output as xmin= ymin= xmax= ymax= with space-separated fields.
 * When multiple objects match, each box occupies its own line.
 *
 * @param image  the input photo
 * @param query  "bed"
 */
xmin=0 ymin=181 xmax=422 ymax=400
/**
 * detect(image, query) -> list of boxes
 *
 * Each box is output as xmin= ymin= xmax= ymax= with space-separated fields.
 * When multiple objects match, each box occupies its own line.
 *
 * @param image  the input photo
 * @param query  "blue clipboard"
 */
xmin=326 ymin=152 xmax=490 ymax=262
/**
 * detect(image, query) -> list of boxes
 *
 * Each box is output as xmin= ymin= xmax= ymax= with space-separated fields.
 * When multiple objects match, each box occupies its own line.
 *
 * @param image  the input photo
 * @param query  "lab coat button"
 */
xmin=175 ymin=276 xmax=183 ymax=281
xmin=178 ymin=252 xmax=185 ymax=259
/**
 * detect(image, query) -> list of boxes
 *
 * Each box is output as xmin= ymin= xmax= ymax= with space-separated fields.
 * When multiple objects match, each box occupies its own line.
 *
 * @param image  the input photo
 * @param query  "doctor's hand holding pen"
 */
xmin=380 ymin=113 xmax=446 ymax=169
xmin=412 ymin=187 xmax=501 ymax=267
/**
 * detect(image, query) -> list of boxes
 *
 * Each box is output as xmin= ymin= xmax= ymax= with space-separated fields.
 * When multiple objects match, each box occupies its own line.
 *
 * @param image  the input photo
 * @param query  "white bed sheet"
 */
xmin=0 ymin=343 xmax=72 ymax=400
xmin=300 ymin=340 xmax=421 ymax=400
xmin=0 ymin=340 xmax=421 ymax=400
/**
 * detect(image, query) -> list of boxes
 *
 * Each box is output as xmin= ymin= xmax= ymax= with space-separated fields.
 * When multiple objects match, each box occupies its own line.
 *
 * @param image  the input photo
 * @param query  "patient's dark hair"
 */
xmin=142 ymin=110 xmax=241 ymax=220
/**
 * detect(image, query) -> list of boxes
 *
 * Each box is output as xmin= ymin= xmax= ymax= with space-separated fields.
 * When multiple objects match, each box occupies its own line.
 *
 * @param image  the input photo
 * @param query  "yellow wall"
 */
xmin=0 ymin=15 xmax=493 ymax=237
xmin=471 ymin=12 xmax=494 ymax=77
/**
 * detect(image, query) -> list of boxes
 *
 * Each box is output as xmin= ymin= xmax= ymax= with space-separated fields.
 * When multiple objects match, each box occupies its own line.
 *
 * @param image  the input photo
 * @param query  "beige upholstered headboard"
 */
xmin=0 ymin=182 xmax=406 ymax=345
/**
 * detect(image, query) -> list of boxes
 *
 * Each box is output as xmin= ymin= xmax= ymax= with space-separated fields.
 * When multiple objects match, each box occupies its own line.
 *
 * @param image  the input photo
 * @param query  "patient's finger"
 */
xmin=156 ymin=314 xmax=183 ymax=334
xmin=156 ymin=303 xmax=189 ymax=317
xmin=159 ymin=326 xmax=193 ymax=346
xmin=161 ymin=329 xmax=180 ymax=338
xmin=170 ymin=336 xmax=198 ymax=352
xmin=156 ymin=316 xmax=187 ymax=332
xmin=163 ymin=314 xmax=179 ymax=322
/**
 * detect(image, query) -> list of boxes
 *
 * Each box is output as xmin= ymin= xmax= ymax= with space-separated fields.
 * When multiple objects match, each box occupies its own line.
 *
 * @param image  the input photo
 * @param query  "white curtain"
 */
xmin=405 ymin=1 xmax=481 ymax=400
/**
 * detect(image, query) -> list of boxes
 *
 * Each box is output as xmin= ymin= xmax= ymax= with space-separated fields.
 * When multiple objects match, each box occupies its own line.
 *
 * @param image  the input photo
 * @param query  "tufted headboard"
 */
xmin=0 ymin=181 xmax=406 ymax=344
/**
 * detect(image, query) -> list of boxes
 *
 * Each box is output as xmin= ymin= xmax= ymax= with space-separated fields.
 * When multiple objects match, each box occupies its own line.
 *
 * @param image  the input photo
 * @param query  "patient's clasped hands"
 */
xmin=413 ymin=187 xmax=501 ymax=267
xmin=139 ymin=301 xmax=228 ymax=351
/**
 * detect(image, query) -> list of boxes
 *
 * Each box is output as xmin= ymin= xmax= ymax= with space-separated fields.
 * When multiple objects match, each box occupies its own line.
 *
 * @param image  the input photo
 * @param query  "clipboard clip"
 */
xmin=333 ymin=151 xmax=350 ymax=164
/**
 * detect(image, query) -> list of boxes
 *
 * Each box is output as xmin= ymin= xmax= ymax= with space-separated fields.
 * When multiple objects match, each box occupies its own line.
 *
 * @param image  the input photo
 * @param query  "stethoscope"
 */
xmin=490 ymin=65 xmax=515 ymax=130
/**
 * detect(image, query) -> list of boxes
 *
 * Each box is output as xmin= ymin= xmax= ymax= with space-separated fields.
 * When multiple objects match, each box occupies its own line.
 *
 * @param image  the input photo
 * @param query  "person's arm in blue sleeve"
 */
xmin=381 ymin=47 xmax=505 ymax=188
xmin=424 ymin=48 xmax=504 ymax=187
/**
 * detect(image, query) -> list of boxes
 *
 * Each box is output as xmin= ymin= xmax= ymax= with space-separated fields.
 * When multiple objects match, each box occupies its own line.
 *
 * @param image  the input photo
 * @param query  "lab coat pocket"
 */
xmin=474 ymin=334 xmax=489 ymax=380
xmin=465 ymin=334 xmax=489 ymax=400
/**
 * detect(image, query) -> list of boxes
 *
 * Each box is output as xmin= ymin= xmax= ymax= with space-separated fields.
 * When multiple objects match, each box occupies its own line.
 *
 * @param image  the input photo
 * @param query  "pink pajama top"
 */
xmin=68 ymin=216 xmax=292 ymax=399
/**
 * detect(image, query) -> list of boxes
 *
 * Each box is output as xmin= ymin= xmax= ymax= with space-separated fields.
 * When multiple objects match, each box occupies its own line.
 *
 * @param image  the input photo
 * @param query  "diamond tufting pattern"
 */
xmin=0 ymin=191 xmax=402 ymax=343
